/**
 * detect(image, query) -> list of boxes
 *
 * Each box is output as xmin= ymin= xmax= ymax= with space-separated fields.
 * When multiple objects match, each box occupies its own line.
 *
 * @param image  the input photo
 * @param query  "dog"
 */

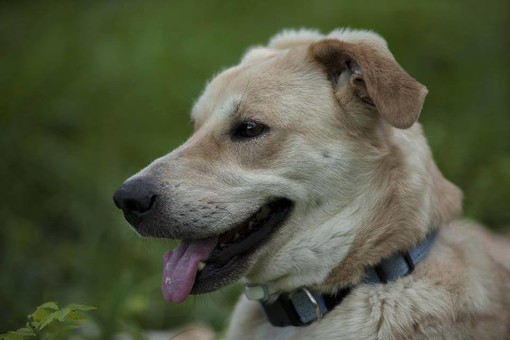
xmin=113 ymin=28 xmax=510 ymax=339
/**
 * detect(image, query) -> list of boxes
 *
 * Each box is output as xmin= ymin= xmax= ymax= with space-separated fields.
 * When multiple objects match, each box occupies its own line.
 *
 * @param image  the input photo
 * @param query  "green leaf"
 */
xmin=2 ymin=302 xmax=95 ymax=339
xmin=29 ymin=301 xmax=59 ymax=325
xmin=0 ymin=326 xmax=36 ymax=340
xmin=52 ymin=307 xmax=72 ymax=322
xmin=13 ymin=327 xmax=35 ymax=337
xmin=37 ymin=302 xmax=59 ymax=310
xmin=36 ymin=316 xmax=55 ymax=331
xmin=65 ymin=304 xmax=96 ymax=312
xmin=65 ymin=311 xmax=87 ymax=321
xmin=38 ymin=308 xmax=69 ymax=330
xmin=29 ymin=308 xmax=50 ymax=324
xmin=0 ymin=333 xmax=23 ymax=340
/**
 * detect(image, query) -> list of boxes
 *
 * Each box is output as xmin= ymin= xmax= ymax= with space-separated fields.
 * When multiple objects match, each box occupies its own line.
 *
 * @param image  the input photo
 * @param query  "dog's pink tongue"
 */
xmin=161 ymin=236 xmax=217 ymax=303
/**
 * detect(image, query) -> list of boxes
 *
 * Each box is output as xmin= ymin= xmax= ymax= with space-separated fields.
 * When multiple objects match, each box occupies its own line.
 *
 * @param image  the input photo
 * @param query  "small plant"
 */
xmin=1 ymin=302 xmax=96 ymax=340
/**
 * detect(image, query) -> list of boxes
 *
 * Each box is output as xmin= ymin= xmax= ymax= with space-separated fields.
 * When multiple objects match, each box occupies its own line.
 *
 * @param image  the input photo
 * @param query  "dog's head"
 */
xmin=113 ymin=29 xmax=461 ymax=303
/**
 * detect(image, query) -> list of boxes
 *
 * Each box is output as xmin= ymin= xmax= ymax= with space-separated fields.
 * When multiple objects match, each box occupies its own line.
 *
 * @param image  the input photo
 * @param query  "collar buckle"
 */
xmin=291 ymin=288 xmax=323 ymax=321
xmin=261 ymin=287 xmax=327 ymax=327
xmin=243 ymin=283 xmax=270 ymax=301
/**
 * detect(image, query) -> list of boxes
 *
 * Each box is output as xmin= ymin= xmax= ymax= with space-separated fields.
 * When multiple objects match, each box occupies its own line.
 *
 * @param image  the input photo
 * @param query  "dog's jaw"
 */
xmin=160 ymin=198 xmax=294 ymax=302
xmin=243 ymin=194 xmax=363 ymax=291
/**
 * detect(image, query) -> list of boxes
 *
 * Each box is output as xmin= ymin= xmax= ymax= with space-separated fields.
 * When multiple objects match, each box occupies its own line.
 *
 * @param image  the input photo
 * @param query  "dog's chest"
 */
xmin=226 ymin=275 xmax=468 ymax=340
xmin=244 ymin=320 xmax=374 ymax=340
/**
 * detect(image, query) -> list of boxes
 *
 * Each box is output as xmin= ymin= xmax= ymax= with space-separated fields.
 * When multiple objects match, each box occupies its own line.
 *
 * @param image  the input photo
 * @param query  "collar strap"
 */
xmin=244 ymin=229 xmax=438 ymax=327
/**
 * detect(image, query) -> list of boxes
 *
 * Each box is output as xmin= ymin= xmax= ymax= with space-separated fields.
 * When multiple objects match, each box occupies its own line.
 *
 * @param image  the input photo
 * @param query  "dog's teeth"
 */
xmin=248 ymin=221 xmax=255 ymax=231
xmin=198 ymin=261 xmax=206 ymax=271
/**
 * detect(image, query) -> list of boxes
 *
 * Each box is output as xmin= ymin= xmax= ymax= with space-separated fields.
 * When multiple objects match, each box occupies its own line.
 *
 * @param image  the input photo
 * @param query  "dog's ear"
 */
xmin=309 ymin=39 xmax=428 ymax=129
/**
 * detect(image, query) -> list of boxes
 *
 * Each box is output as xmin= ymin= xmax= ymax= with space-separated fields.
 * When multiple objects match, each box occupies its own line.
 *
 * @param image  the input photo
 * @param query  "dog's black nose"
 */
xmin=113 ymin=178 xmax=157 ymax=219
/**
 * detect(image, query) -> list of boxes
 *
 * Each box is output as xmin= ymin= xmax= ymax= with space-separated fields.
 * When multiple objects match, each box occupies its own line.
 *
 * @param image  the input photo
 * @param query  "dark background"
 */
xmin=1 ymin=0 xmax=509 ymax=337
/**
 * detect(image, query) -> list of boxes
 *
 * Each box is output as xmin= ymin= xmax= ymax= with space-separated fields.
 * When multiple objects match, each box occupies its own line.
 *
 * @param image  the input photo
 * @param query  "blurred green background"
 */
xmin=1 ymin=0 xmax=509 ymax=337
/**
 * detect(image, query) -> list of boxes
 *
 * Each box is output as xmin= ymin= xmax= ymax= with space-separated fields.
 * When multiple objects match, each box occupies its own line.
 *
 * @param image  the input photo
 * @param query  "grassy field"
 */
xmin=1 ymin=0 xmax=509 ymax=337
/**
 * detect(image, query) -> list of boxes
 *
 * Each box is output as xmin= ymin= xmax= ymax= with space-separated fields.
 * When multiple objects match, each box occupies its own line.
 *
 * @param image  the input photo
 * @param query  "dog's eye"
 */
xmin=233 ymin=121 xmax=268 ymax=140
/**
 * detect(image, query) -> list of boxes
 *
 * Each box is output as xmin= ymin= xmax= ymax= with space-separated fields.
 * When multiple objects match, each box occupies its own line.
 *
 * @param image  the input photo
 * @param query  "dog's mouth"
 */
xmin=161 ymin=198 xmax=293 ymax=303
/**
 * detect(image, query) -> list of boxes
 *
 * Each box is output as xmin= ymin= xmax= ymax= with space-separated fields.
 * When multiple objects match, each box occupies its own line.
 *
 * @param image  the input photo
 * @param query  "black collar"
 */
xmin=244 ymin=230 xmax=438 ymax=327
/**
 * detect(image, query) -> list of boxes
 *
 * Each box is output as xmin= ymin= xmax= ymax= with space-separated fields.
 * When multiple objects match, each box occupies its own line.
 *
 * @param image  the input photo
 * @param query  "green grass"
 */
xmin=1 ymin=0 xmax=509 ymax=336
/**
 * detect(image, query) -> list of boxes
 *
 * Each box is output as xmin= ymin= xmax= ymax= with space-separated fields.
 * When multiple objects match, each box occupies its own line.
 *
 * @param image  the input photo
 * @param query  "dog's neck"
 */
xmin=318 ymin=125 xmax=462 ymax=291
xmin=244 ymin=228 xmax=439 ymax=327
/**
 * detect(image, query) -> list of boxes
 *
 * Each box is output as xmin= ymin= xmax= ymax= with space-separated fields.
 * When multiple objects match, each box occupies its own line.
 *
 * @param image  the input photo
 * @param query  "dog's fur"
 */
xmin=129 ymin=29 xmax=510 ymax=339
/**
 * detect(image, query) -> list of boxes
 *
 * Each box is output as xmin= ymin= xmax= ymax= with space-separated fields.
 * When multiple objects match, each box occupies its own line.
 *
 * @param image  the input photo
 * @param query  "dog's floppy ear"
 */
xmin=309 ymin=39 xmax=428 ymax=129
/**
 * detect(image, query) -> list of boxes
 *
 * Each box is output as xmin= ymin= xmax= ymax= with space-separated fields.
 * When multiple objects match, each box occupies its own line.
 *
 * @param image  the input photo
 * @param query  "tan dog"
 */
xmin=113 ymin=28 xmax=510 ymax=339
